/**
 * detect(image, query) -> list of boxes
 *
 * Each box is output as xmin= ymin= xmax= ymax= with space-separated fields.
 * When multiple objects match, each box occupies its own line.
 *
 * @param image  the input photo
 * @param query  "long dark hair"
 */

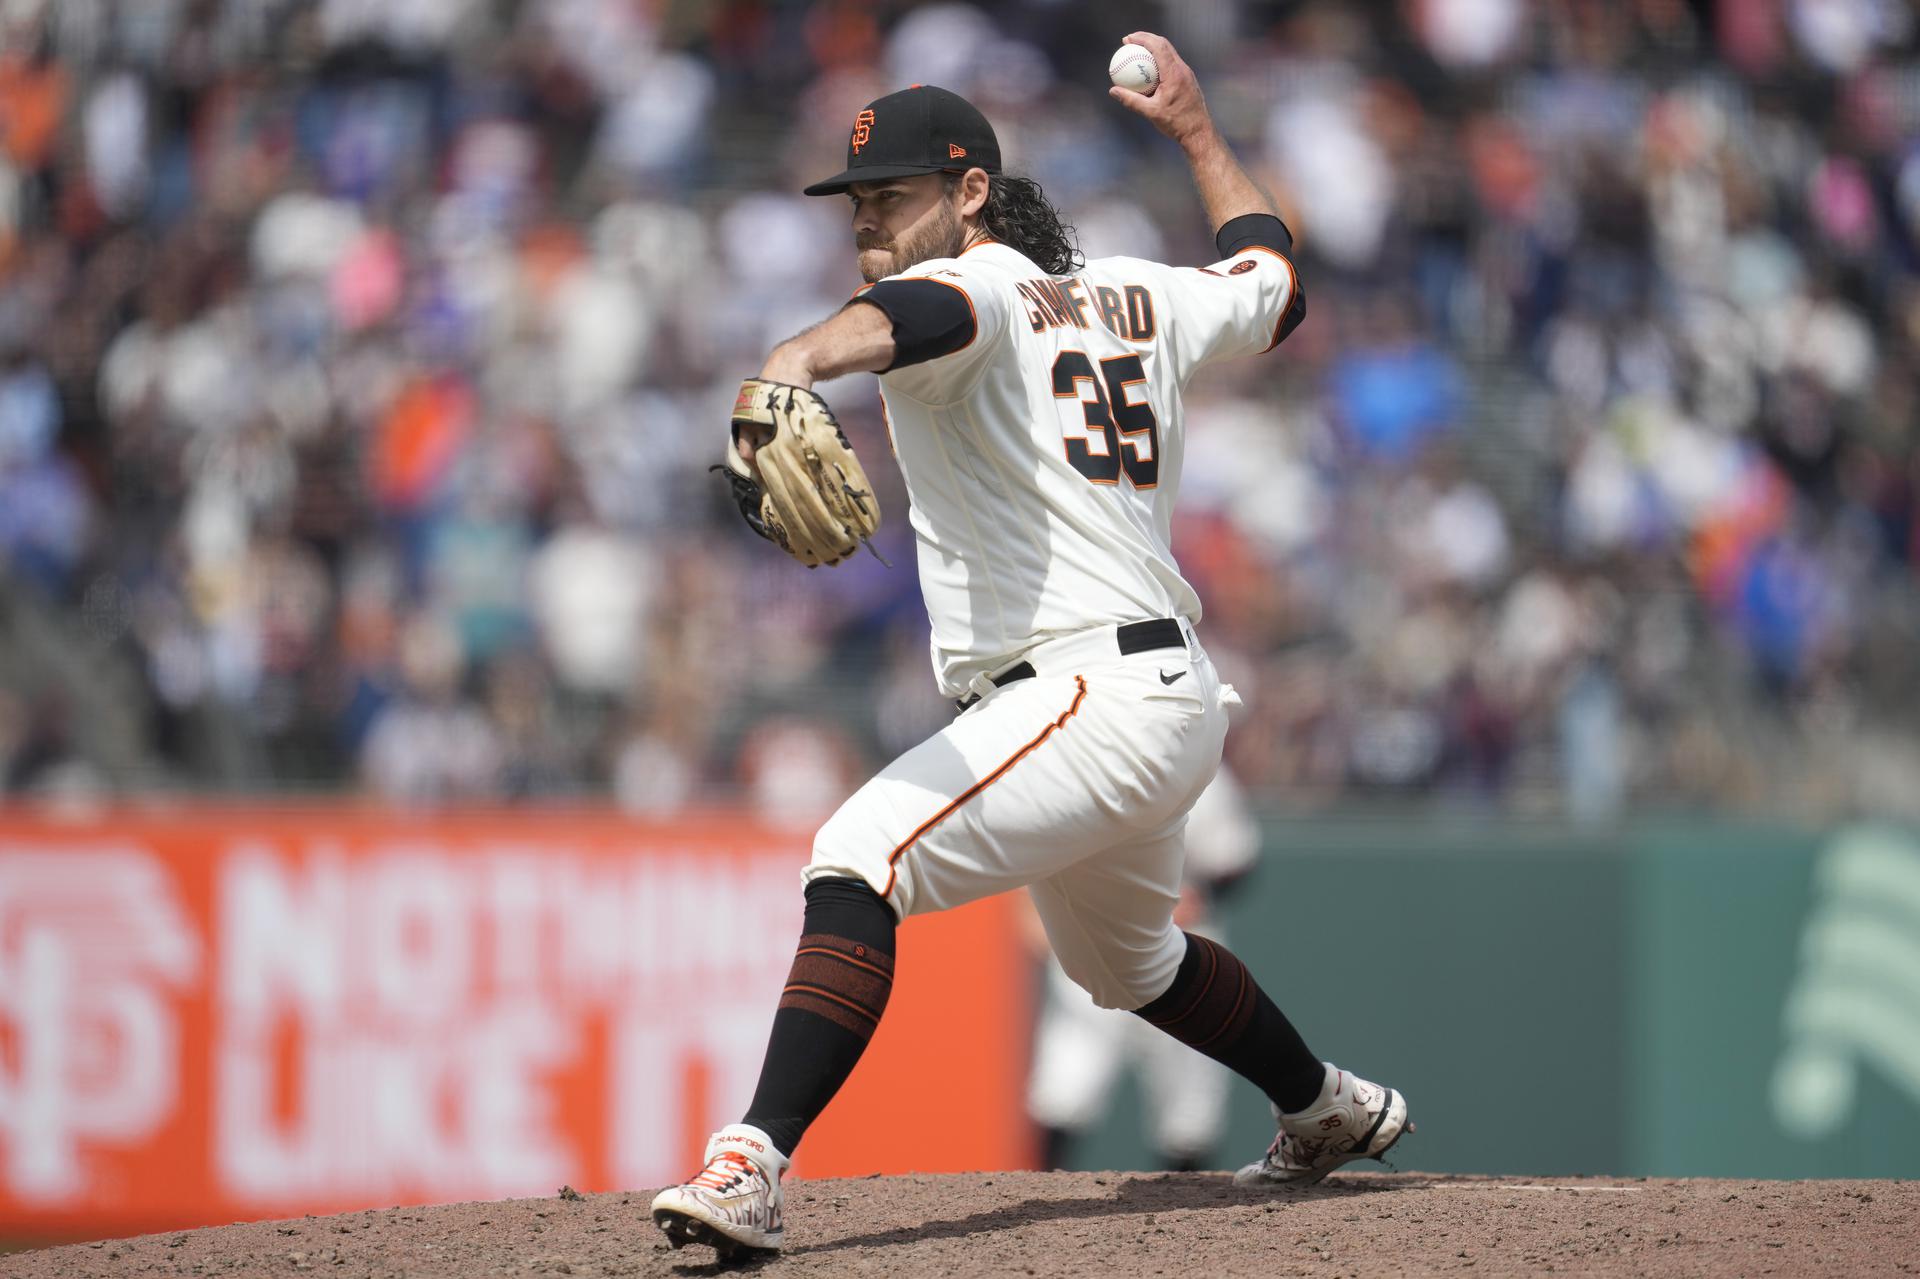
xmin=952 ymin=173 xmax=1083 ymax=276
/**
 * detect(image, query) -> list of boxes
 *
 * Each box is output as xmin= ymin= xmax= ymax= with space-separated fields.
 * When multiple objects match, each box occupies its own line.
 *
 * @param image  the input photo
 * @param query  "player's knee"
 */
xmin=800 ymin=875 xmax=896 ymax=950
xmin=1057 ymin=932 xmax=1185 ymax=1011
xmin=1056 ymin=953 xmax=1158 ymax=1012
xmin=803 ymin=874 xmax=888 ymax=914
xmin=805 ymin=796 xmax=914 ymax=919
xmin=801 ymin=854 xmax=905 ymax=921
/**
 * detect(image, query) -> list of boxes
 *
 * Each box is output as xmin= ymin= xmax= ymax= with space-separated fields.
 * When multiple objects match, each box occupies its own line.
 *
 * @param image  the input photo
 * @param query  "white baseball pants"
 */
xmin=807 ymin=622 xmax=1232 ymax=1010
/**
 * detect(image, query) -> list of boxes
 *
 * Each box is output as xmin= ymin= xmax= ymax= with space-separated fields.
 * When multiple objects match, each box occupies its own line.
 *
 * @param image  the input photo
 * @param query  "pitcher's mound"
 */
xmin=8 ymin=1171 xmax=1917 ymax=1277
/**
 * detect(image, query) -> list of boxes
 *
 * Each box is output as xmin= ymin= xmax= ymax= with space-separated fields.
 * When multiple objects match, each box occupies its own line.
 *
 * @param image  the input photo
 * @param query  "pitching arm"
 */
xmin=1107 ymin=30 xmax=1277 ymax=234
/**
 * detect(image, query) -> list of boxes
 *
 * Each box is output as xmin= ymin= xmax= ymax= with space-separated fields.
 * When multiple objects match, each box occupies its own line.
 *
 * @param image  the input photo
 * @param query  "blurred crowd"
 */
xmin=2 ymin=0 xmax=1918 ymax=820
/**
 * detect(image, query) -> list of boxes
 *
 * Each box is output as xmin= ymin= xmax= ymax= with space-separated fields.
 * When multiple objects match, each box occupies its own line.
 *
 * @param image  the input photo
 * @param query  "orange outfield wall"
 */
xmin=0 ymin=807 xmax=1032 ymax=1242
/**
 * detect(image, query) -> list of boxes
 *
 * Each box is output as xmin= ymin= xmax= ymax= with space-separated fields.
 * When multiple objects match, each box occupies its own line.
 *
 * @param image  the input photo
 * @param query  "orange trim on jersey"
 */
xmin=1199 ymin=246 xmax=1300 ymax=354
xmin=1122 ymin=284 xmax=1155 ymax=342
xmin=1107 ymin=355 xmax=1159 ymax=490
xmin=1052 ymin=347 xmax=1113 ymax=465
xmin=960 ymin=238 xmax=1001 ymax=255
xmin=1260 ymin=252 xmax=1300 ymax=354
xmin=880 ymin=676 xmax=1090 ymax=899
xmin=1181 ymin=245 xmax=1290 ymax=275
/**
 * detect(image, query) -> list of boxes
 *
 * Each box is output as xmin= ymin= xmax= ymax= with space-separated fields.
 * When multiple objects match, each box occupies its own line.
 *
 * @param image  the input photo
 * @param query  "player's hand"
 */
xmin=734 ymin=419 xmax=773 ymax=470
xmin=1108 ymin=32 xmax=1214 ymax=150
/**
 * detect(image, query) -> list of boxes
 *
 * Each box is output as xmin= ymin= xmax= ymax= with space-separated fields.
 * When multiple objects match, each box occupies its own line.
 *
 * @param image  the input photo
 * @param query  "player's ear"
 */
xmin=956 ymin=167 xmax=990 ymax=219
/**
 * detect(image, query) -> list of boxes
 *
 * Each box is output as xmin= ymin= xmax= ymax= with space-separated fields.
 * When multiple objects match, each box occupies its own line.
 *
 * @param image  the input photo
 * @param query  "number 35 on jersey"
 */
xmin=1052 ymin=351 xmax=1159 ymax=489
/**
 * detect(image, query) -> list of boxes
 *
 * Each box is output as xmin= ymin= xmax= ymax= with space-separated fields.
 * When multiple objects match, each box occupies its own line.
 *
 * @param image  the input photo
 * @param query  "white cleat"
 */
xmin=651 ymin=1123 xmax=790 ymax=1257
xmin=1234 ymin=1063 xmax=1412 ymax=1188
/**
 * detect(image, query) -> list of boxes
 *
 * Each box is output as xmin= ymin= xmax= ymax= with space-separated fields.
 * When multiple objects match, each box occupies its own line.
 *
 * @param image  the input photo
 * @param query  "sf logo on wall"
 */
xmin=0 ymin=850 xmax=199 ymax=1201
xmin=1771 ymin=826 xmax=1920 ymax=1139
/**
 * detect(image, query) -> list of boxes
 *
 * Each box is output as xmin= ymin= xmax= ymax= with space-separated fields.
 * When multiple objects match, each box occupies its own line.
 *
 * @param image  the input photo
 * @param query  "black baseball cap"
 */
xmin=803 ymin=85 xmax=1001 ymax=197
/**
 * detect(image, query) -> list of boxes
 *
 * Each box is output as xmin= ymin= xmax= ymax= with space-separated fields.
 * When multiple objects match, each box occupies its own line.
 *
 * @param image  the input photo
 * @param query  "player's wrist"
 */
xmin=1177 ymin=121 xmax=1227 ymax=160
xmin=758 ymin=345 xmax=817 ymax=390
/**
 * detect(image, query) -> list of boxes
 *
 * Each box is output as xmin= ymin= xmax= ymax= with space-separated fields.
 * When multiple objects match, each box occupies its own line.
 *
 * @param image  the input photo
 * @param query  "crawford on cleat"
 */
xmin=649 ymin=1124 xmax=789 ymax=1256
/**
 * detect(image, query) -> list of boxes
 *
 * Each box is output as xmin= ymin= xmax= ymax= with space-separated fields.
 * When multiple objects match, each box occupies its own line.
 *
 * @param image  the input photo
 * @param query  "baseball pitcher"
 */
xmin=655 ymin=32 xmax=1411 ymax=1259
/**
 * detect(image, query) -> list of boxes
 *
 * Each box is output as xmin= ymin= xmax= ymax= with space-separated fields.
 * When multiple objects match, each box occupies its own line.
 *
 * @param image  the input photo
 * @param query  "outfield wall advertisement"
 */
xmin=0 ymin=810 xmax=1030 ymax=1241
xmin=5 ymin=808 xmax=1918 ymax=1242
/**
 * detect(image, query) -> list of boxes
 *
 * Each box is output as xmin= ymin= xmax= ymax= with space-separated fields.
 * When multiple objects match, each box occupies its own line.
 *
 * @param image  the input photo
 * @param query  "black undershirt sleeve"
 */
xmin=1214 ymin=212 xmax=1294 ymax=258
xmin=1213 ymin=213 xmax=1306 ymax=351
xmin=849 ymin=278 xmax=977 ymax=371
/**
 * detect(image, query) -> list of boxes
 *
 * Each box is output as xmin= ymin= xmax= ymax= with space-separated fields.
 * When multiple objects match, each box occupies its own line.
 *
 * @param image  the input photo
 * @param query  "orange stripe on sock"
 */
xmin=1150 ymin=938 xmax=1220 ymax=1030
xmin=1192 ymin=963 xmax=1251 ymax=1050
xmin=881 ymin=676 xmax=1089 ymax=900
xmin=780 ymin=983 xmax=882 ymax=1023
xmin=793 ymin=947 xmax=893 ymax=982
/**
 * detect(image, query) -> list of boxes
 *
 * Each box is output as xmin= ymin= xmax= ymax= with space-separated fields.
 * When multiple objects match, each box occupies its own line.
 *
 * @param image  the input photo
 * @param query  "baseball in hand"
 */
xmin=1108 ymin=43 xmax=1158 ymax=94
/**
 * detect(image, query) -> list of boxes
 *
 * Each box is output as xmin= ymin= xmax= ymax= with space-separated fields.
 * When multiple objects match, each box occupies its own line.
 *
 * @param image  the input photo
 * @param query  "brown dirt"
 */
xmin=5 ymin=1172 xmax=1916 ymax=1278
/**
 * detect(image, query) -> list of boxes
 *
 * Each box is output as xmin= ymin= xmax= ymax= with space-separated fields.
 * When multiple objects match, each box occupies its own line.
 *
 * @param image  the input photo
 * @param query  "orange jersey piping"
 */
xmin=881 ymin=676 xmax=1089 ymax=899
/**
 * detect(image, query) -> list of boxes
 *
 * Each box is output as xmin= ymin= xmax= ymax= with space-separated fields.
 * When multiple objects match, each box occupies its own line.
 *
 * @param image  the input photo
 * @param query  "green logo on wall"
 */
xmin=1770 ymin=826 xmax=1920 ymax=1139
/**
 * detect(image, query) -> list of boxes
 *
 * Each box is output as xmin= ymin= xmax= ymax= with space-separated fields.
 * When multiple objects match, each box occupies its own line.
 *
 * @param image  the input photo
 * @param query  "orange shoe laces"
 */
xmin=689 ymin=1151 xmax=758 ymax=1192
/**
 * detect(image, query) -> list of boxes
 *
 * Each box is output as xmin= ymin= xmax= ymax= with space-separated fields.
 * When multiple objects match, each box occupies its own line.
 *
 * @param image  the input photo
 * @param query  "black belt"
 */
xmin=956 ymin=618 xmax=1188 ymax=710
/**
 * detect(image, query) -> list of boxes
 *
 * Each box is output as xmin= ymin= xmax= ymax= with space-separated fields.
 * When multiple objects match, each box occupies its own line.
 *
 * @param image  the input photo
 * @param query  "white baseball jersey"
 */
xmin=860 ymin=238 xmax=1300 ymax=698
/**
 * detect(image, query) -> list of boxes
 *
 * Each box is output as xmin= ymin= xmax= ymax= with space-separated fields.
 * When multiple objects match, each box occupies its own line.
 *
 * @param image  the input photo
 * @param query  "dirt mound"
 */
xmin=6 ymin=1172 xmax=1915 ymax=1278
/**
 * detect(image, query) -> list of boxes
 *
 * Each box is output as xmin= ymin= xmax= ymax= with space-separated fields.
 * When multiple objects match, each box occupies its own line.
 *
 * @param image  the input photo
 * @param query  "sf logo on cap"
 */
xmin=851 ymin=109 xmax=875 ymax=154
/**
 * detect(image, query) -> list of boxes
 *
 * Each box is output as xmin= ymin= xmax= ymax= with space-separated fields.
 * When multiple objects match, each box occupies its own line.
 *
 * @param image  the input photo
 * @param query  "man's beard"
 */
xmin=858 ymin=197 xmax=965 ymax=284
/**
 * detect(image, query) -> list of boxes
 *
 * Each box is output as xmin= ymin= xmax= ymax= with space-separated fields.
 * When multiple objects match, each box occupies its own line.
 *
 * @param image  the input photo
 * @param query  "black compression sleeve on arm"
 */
xmin=1215 ymin=213 xmax=1294 ymax=258
xmin=850 ymin=278 xmax=977 ymax=370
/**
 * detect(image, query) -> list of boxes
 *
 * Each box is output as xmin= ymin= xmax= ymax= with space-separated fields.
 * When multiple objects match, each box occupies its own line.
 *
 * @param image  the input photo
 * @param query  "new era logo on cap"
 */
xmin=803 ymin=85 xmax=1002 ymax=196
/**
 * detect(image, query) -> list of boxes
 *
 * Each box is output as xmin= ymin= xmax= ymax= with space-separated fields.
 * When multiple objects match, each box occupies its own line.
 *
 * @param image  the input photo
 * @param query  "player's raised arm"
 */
xmin=1108 ymin=31 xmax=1279 ymax=237
xmin=1111 ymin=31 xmax=1304 ymax=365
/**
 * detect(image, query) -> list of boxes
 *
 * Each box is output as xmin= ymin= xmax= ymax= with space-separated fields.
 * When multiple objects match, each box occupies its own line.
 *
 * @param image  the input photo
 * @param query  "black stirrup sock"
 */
xmin=742 ymin=877 xmax=897 ymax=1156
xmin=1131 ymin=932 xmax=1327 ymax=1115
